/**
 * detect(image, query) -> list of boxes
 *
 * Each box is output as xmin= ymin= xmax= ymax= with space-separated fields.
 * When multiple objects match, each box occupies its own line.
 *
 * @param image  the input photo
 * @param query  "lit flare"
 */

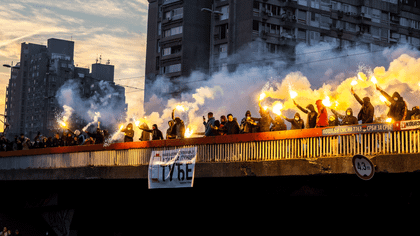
xmin=351 ymin=80 xmax=358 ymax=86
xmin=259 ymin=92 xmax=266 ymax=101
xmin=322 ymin=96 xmax=332 ymax=107
xmin=386 ymin=118 xmax=393 ymax=123
xmin=272 ymin=102 xmax=283 ymax=116
xmin=371 ymin=76 xmax=378 ymax=84
xmin=176 ymin=104 xmax=187 ymax=111
xmin=289 ymin=90 xmax=298 ymax=99
xmin=185 ymin=127 xmax=194 ymax=138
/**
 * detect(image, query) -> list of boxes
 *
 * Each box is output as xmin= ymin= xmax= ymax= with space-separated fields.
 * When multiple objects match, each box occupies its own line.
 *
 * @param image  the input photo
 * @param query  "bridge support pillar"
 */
xmin=42 ymin=209 xmax=75 ymax=236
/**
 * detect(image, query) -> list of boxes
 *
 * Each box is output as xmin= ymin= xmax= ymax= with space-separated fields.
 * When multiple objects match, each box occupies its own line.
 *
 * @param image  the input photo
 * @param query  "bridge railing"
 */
xmin=0 ymin=121 xmax=419 ymax=170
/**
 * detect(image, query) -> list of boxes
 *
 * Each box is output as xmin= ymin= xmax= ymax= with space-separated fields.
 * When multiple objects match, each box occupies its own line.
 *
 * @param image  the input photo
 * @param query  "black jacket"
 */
xmin=270 ymin=116 xmax=287 ymax=131
xmin=353 ymin=93 xmax=374 ymax=124
xmin=332 ymin=108 xmax=358 ymax=126
xmin=285 ymin=113 xmax=305 ymax=130
xmin=296 ymin=104 xmax=318 ymax=128
xmin=223 ymin=120 xmax=240 ymax=135
xmin=380 ymin=90 xmax=407 ymax=121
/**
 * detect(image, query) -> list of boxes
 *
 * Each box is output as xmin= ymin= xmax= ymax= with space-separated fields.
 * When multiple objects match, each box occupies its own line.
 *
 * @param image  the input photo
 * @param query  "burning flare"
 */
xmin=386 ymin=118 xmax=393 ymax=123
xmin=176 ymin=104 xmax=186 ymax=111
xmin=272 ymin=102 xmax=283 ymax=116
xmin=322 ymin=96 xmax=332 ymax=107
xmin=380 ymin=95 xmax=387 ymax=103
xmin=185 ymin=127 xmax=194 ymax=138
xmin=351 ymin=80 xmax=358 ymax=86
xmin=289 ymin=90 xmax=298 ymax=99
xmin=119 ymin=124 xmax=124 ymax=131
xmin=60 ymin=121 xmax=67 ymax=128
xmin=371 ymin=75 xmax=378 ymax=85
xmin=259 ymin=92 xmax=266 ymax=101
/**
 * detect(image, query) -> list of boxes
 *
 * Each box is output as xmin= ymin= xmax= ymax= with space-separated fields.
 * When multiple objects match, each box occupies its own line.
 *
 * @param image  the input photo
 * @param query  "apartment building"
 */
xmin=145 ymin=0 xmax=420 ymax=100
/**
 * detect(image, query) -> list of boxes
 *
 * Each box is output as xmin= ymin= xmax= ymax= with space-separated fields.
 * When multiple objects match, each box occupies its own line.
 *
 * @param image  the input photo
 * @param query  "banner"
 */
xmin=148 ymin=147 xmax=197 ymax=189
xmin=397 ymin=120 xmax=420 ymax=131
xmin=322 ymin=123 xmax=393 ymax=136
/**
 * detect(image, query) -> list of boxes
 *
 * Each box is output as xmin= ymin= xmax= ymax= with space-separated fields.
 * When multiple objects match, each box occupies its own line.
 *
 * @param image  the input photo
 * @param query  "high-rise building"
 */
xmin=145 ymin=0 xmax=213 ymax=101
xmin=4 ymin=38 xmax=126 ymax=139
xmin=145 ymin=0 xmax=420 ymax=102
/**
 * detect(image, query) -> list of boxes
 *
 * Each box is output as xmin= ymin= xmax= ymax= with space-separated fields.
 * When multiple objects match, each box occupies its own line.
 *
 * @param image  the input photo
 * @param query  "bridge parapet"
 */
xmin=0 ymin=122 xmax=419 ymax=180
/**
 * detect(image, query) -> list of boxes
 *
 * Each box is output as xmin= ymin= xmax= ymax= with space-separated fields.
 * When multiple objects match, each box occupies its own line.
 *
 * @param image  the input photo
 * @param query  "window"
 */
xmin=298 ymin=10 xmax=306 ymax=23
xmin=158 ymin=22 xmax=161 ymax=36
xmin=219 ymin=24 xmax=228 ymax=39
xmin=163 ymin=26 xmax=183 ymax=37
xmin=371 ymin=26 xmax=380 ymax=38
xmin=168 ymin=64 xmax=181 ymax=73
xmin=298 ymin=29 xmax=306 ymax=39
xmin=219 ymin=44 xmax=228 ymax=58
xmin=173 ymin=7 xmax=183 ymax=19
xmin=163 ymin=47 xmax=171 ymax=56
xmin=253 ymin=20 xmax=259 ymax=31
xmin=220 ymin=6 xmax=229 ymax=20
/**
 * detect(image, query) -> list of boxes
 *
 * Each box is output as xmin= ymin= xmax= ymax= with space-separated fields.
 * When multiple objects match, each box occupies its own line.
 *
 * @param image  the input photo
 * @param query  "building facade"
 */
xmin=4 ymin=38 xmax=126 ymax=139
xmin=145 ymin=0 xmax=213 ymax=100
xmin=145 ymin=0 xmax=420 ymax=102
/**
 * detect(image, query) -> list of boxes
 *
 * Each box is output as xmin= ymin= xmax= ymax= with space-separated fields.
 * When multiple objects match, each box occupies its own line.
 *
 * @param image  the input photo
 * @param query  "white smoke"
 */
xmin=143 ymin=42 xmax=420 ymax=132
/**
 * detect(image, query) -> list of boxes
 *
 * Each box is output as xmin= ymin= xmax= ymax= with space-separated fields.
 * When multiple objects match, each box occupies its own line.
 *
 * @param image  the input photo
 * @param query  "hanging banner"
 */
xmin=396 ymin=120 xmax=420 ymax=131
xmin=322 ymin=123 xmax=393 ymax=136
xmin=148 ymin=147 xmax=197 ymax=189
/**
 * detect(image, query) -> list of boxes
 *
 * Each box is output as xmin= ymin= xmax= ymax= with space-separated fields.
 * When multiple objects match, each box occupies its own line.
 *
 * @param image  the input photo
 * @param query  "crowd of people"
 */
xmin=1 ymin=86 xmax=419 ymax=151
xmin=0 ymin=227 xmax=21 ymax=236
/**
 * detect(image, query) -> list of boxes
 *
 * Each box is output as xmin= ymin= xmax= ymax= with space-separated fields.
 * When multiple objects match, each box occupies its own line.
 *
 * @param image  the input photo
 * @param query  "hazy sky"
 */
xmin=0 ymin=0 xmax=148 ymax=117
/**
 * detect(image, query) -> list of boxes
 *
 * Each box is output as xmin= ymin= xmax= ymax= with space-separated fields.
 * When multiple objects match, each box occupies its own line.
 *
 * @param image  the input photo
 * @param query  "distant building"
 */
xmin=4 ymin=38 xmax=126 ymax=139
xmin=145 ymin=0 xmax=420 ymax=102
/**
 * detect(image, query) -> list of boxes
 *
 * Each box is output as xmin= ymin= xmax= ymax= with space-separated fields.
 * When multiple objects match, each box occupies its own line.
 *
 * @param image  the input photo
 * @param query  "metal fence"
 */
xmin=0 ymin=130 xmax=419 ymax=170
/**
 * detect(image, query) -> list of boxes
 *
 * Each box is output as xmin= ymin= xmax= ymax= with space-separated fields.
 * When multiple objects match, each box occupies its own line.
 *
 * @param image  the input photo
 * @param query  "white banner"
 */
xmin=148 ymin=147 xmax=197 ymax=189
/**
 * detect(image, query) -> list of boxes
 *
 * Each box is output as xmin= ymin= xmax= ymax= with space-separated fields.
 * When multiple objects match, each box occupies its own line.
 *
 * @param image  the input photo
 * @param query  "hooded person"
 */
xmin=315 ymin=100 xmax=329 ymax=127
xmin=351 ymin=88 xmax=374 ymax=124
xmin=406 ymin=106 xmax=420 ymax=120
xmin=121 ymin=123 xmax=134 ymax=142
xmin=139 ymin=123 xmax=151 ymax=141
xmin=139 ymin=124 xmax=164 ymax=140
xmin=270 ymin=115 xmax=287 ymax=131
xmin=257 ymin=105 xmax=273 ymax=132
xmin=166 ymin=120 xmax=176 ymax=139
xmin=240 ymin=110 xmax=258 ymax=133
xmin=331 ymin=108 xmax=359 ymax=126
xmin=376 ymin=85 xmax=407 ymax=121
xmin=171 ymin=109 xmax=185 ymax=139
xmin=294 ymin=100 xmax=318 ymax=128
xmin=283 ymin=112 xmax=305 ymax=130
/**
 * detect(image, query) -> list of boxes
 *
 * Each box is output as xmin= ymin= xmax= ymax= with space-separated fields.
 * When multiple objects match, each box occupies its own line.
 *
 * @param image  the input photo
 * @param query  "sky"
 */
xmin=0 ymin=0 xmax=149 ymax=119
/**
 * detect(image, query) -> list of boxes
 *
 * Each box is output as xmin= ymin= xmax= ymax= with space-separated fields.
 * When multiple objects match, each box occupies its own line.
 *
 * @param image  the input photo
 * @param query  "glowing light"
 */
xmin=272 ymin=102 xmax=283 ymax=115
xmin=334 ymin=101 xmax=339 ymax=108
xmin=135 ymin=120 xmax=140 ymax=127
xmin=259 ymin=92 xmax=266 ymax=101
xmin=119 ymin=124 xmax=124 ymax=131
xmin=357 ymin=73 xmax=363 ymax=81
xmin=371 ymin=76 xmax=378 ymax=84
xmin=176 ymin=105 xmax=187 ymax=111
xmin=289 ymin=90 xmax=298 ymax=99
xmin=386 ymin=118 xmax=393 ymax=123
xmin=380 ymin=95 xmax=387 ymax=103
xmin=322 ymin=96 xmax=332 ymax=107
xmin=351 ymin=80 xmax=358 ymax=86
xmin=185 ymin=127 xmax=194 ymax=138
xmin=60 ymin=121 xmax=67 ymax=128
xmin=263 ymin=105 xmax=268 ymax=111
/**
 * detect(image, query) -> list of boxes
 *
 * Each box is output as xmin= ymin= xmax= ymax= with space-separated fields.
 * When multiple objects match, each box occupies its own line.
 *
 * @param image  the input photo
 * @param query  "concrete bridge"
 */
xmin=1 ymin=121 xmax=420 ymax=235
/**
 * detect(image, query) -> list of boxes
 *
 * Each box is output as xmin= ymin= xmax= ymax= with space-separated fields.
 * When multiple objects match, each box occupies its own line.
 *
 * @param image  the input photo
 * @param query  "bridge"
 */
xmin=1 ymin=120 xmax=420 ymax=235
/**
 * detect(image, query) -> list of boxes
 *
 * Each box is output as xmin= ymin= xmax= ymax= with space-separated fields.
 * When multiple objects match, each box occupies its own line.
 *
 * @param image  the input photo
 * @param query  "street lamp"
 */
xmin=201 ymin=4 xmax=224 ymax=76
